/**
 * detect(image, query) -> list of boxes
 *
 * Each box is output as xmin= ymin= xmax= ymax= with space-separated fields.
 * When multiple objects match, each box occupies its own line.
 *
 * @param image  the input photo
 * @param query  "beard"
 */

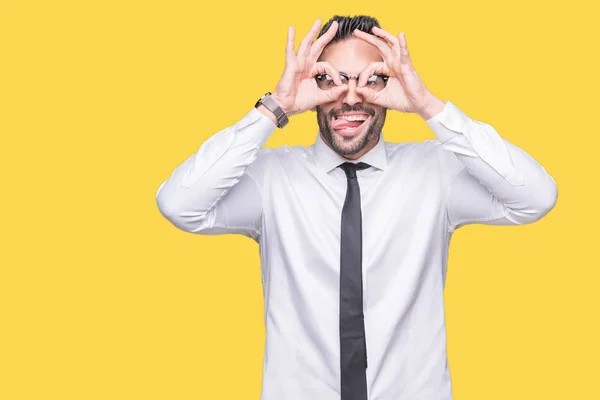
xmin=317 ymin=103 xmax=386 ymax=157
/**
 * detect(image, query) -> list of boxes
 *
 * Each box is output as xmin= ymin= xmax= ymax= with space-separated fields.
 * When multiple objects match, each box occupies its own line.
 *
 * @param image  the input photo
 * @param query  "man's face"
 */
xmin=316 ymin=38 xmax=387 ymax=159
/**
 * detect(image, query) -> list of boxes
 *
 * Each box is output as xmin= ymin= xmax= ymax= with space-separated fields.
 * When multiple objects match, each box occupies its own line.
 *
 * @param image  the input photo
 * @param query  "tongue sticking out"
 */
xmin=331 ymin=118 xmax=365 ymax=130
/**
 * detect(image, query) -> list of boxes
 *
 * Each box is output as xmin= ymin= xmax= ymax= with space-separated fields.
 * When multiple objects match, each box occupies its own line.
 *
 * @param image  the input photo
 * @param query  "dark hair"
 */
xmin=317 ymin=15 xmax=381 ymax=47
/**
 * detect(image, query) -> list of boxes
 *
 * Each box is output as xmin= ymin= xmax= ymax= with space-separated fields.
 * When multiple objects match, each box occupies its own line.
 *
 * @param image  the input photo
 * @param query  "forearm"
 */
xmin=156 ymin=108 xmax=276 ymax=225
xmin=429 ymin=101 xmax=558 ymax=224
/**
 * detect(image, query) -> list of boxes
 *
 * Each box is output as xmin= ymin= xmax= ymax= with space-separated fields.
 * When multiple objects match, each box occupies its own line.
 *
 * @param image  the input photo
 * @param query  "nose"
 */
xmin=342 ymin=78 xmax=363 ymax=107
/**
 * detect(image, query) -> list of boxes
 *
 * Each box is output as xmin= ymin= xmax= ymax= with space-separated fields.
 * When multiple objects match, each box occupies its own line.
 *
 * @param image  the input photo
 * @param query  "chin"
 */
xmin=330 ymin=127 xmax=373 ymax=156
xmin=317 ymin=106 xmax=386 ymax=157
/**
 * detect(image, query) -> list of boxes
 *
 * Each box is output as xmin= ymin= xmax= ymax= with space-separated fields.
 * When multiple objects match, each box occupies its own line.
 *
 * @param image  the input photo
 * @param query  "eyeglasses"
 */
xmin=315 ymin=72 xmax=389 ymax=92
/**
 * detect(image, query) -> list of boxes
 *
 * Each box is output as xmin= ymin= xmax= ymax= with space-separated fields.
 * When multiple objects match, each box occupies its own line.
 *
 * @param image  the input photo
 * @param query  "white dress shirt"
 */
xmin=156 ymin=101 xmax=557 ymax=400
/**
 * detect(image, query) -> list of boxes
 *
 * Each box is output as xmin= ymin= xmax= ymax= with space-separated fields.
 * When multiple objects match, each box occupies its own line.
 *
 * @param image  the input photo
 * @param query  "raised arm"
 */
xmin=351 ymin=27 xmax=557 ymax=230
xmin=427 ymin=101 xmax=557 ymax=230
xmin=156 ymin=18 xmax=350 ymax=239
xmin=156 ymin=109 xmax=276 ymax=239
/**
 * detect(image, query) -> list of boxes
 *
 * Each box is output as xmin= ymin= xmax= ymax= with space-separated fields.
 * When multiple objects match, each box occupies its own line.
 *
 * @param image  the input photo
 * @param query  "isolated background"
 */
xmin=1 ymin=0 xmax=598 ymax=399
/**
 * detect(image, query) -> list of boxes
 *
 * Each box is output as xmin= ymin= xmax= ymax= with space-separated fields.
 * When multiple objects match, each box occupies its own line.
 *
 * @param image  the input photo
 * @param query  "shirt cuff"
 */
xmin=426 ymin=100 xmax=469 ymax=143
xmin=237 ymin=107 xmax=278 ymax=148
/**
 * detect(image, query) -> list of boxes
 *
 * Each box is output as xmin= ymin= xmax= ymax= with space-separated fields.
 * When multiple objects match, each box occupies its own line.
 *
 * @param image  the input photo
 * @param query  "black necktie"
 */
xmin=338 ymin=161 xmax=370 ymax=400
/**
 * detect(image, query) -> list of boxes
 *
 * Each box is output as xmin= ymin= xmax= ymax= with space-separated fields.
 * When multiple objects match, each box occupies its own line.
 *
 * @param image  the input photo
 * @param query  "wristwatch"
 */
xmin=255 ymin=92 xmax=289 ymax=128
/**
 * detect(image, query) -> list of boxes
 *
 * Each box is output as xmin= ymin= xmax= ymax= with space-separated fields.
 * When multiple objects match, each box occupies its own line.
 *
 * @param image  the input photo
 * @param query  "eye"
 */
xmin=366 ymin=75 xmax=378 ymax=85
xmin=315 ymin=74 xmax=335 ymax=89
xmin=322 ymin=74 xmax=335 ymax=86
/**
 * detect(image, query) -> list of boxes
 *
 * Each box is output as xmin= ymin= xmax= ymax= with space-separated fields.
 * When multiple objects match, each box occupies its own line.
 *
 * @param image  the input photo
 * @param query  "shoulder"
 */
xmin=254 ymin=143 xmax=310 ymax=163
xmin=248 ymin=143 xmax=312 ymax=176
xmin=385 ymin=139 xmax=446 ymax=160
xmin=385 ymin=139 xmax=463 ymax=181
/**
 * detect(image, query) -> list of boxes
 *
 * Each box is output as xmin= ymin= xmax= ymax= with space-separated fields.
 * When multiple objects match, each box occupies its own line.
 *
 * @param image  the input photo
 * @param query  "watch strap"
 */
xmin=255 ymin=92 xmax=289 ymax=128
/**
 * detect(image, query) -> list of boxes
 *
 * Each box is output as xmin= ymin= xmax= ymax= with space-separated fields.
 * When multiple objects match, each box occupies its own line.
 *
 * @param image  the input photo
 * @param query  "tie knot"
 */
xmin=338 ymin=162 xmax=370 ymax=179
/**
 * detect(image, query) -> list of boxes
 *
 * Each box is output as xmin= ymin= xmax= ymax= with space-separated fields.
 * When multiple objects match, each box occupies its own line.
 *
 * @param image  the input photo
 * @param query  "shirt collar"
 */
xmin=313 ymin=130 xmax=389 ymax=173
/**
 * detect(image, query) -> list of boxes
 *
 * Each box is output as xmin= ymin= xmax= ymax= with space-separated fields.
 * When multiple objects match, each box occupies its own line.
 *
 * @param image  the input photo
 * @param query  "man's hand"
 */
xmin=271 ymin=19 xmax=349 ymax=117
xmin=353 ymin=28 xmax=445 ymax=119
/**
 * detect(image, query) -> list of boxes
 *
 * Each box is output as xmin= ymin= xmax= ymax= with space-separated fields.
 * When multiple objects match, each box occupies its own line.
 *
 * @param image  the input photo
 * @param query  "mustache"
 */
xmin=328 ymin=104 xmax=375 ymax=119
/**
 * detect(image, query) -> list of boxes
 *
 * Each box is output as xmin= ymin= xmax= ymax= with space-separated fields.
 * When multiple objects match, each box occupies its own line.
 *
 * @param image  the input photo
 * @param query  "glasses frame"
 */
xmin=314 ymin=72 xmax=389 ymax=88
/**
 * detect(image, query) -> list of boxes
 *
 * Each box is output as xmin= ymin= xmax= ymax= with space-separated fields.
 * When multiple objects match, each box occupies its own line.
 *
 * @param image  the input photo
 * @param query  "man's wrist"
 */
xmin=256 ymin=104 xmax=279 ymax=126
xmin=417 ymin=94 xmax=446 ymax=121
xmin=273 ymin=91 xmax=297 ymax=117
xmin=256 ymin=91 xmax=290 ymax=128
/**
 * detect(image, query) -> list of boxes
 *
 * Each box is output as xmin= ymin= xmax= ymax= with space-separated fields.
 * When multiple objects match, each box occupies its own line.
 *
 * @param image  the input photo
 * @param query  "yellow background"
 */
xmin=1 ymin=0 xmax=598 ymax=399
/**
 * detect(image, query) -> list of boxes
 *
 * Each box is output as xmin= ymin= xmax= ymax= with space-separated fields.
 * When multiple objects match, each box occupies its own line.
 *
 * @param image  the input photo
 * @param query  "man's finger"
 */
xmin=355 ymin=86 xmax=380 ymax=105
xmin=372 ymin=26 xmax=400 ymax=56
xmin=297 ymin=19 xmax=322 ymax=57
xmin=316 ymin=84 xmax=348 ymax=106
xmin=313 ymin=61 xmax=343 ymax=86
xmin=398 ymin=32 xmax=412 ymax=66
xmin=286 ymin=26 xmax=296 ymax=63
xmin=310 ymin=21 xmax=339 ymax=61
xmin=353 ymin=29 xmax=393 ymax=59
xmin=357 ymin=61 xmax=386 ymax=87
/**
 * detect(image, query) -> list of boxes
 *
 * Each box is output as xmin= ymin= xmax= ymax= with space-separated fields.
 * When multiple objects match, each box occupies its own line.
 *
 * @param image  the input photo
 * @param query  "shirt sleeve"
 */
xmin=426 ymin=101 xmax=558 ymax=231
xmin=155 ymin=108 xmax=277 ymax=241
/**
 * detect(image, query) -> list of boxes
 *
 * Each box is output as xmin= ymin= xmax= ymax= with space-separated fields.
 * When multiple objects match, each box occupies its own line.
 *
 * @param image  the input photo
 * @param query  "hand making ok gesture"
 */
xmin=353 ymin=27 xmax=441 ymax=118
xmin=272 ymin=19 xmax=349 ymax=117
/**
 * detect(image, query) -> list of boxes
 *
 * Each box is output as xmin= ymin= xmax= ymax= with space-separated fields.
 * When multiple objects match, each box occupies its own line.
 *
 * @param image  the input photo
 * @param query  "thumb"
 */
xmin=355 ymin=86 xmax=377 ymax=103
xmin=316 ymin=85 xmax=348 ymax=106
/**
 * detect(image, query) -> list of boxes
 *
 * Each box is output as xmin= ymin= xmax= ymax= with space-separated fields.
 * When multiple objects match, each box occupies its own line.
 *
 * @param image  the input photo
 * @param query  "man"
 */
xmin=156 ymin=15 xmax=557 ymax=400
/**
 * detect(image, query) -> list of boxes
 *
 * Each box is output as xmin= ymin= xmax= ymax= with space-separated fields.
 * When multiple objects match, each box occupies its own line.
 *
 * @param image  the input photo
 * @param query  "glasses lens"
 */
xmin=365 ymin=75 xmax=388 ymax=92
xmin=315 ymin=74 xmax=388 ymax=92
xmin=315 ymin=74 xmax=335 ymax=90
